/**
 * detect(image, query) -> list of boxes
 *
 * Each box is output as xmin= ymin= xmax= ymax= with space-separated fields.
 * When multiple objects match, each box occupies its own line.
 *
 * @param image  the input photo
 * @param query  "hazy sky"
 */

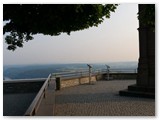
xmin=3 ymin=4 xmax=139 ymax=65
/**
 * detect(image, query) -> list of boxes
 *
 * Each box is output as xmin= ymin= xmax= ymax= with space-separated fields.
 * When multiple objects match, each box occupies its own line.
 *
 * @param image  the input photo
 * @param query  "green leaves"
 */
xmin=5 ymin=31 xmax=33 ymax=51
xmin=3 ymin=4 xmax=118 ymax=50
xmin=138 ymin=4 xmax=155 ymax=31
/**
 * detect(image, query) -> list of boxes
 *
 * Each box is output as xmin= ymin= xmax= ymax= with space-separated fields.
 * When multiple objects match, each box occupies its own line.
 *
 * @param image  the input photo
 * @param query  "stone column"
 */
xmin=55 ymin=77 xmax=61 ymax=90
xmin=119 ymin=4 xmax=155 ymax=98
xmin=137 ymin=5 xmax=155 ymax=88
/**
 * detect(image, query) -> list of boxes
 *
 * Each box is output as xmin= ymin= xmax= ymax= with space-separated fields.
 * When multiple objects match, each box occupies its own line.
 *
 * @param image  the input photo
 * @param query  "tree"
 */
xmin=138 ymin=4 xmax=155 ymax=30
xmin=3 ymin=4 xmax=118 ymax=50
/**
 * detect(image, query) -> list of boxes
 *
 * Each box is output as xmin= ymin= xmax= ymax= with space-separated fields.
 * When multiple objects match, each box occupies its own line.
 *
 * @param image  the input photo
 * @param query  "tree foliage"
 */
xmin=3 ymin=4 xmax=118 ymax=50
xmin=138 ymin=4 xmax=155 ymax=30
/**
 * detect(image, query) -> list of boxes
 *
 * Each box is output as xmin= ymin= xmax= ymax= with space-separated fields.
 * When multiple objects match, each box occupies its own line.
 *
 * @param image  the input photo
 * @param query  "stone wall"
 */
xmin=105 ymin=73 xmax=137 ymax=80
xmin=56 ymin=73 xmax=137 ymax=90
xmin=60 ymin=76 xmax=97 ymax=89
xmin=56 ymin=74 xmax=104 ymax=89
xmin=4 ymin=80 xmax=45 ymax=94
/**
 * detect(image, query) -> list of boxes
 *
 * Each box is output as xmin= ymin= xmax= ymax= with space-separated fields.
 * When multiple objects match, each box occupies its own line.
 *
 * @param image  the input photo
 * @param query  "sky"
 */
xmin=3 ymin=4 xmax=139 ymax=65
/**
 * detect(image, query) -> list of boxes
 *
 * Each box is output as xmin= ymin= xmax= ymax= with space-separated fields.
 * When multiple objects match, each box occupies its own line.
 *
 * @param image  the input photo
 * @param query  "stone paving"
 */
xmin=54 ymin=80 xmax=155 ymax=116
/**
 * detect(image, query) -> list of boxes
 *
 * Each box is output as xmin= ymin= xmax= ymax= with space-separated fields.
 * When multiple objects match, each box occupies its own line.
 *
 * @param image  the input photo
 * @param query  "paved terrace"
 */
xmin=54 ymin=80 xmax=155 ymax=116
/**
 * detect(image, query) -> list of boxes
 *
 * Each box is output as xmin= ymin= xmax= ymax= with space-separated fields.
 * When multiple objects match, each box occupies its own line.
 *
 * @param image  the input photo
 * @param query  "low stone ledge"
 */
xmin=4 ymin=80 xmax=45 ymax=94
xmin=55 ymin=73 xmax=137 ymax=90
xmin=56 ymin=75 xmax=97 ymax=89
xmin=103 ymin=73 xmax=137 ymax=80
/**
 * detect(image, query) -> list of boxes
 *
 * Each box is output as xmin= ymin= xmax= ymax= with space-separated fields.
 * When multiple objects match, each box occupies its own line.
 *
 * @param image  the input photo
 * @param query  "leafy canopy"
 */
xmin=138 ymin=4 xmax=155 ymax=30
xmin=3 ymin=4 xmax=118 ymax=50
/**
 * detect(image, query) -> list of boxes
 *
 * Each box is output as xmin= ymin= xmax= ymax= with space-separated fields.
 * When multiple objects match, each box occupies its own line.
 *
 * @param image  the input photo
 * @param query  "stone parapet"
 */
xmin=4 ymin=80 xmax=45 ymax=94
xmin=56 ymin=75 xmax=98 ymax=89
xmin=104 ymin=73 xmax=137 ymax=80
xmin=55 ymin=73 xmax=136 ymax=90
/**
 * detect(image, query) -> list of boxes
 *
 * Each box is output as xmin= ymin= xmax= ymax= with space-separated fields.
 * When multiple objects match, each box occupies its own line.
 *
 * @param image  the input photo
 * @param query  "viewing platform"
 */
xmin=54 ymin=80 xmax=154 ymax=116
xmin=3 ymin=68 xmax=155 ymax=116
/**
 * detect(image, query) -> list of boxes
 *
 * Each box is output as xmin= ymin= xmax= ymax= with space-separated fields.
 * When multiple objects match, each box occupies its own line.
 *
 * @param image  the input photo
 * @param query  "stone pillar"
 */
xmin=55 ymin=77 xmax=61 ymax=90
xmin=137 ymin=5 xmax=155 ymax=88
xmin=119 ymin=4 xmax=155 ymax=98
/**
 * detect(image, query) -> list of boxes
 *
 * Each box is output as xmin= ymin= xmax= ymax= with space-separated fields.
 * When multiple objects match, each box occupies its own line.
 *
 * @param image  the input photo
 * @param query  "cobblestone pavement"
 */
xmin=54 ymin=80 xmax=155 ymax=116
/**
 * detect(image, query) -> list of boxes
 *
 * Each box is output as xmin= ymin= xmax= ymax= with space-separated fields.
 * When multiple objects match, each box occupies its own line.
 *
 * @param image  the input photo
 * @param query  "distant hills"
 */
xmin=3 ymin=62 xmax=138 ymax=80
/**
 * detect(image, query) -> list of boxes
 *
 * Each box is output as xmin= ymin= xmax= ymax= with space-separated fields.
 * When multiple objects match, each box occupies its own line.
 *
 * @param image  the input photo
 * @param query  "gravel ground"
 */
xmin=54 ymin=80 xmax=155 ymax=116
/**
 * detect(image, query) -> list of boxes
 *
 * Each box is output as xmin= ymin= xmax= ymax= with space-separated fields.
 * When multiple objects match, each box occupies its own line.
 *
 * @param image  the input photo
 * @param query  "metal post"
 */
xmin=105 ymin=65 xmax=110 ymax=80
xmin=55 ymin=77 xmax=61 ymax=90
xmin=87 ymin=64 xmax=92 ymax=84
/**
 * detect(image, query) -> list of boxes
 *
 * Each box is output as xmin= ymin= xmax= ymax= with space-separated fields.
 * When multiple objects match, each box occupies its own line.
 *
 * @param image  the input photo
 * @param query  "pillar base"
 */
xmin=119 ymin=84 xmax=155 ymax=99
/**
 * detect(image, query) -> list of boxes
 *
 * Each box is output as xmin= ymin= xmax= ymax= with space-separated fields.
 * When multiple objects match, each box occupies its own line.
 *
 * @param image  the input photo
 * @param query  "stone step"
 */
xmin=128 ymin=85 xmax=155 ymax=93
xmin=119 ymin=89 xmax=155 ymax=99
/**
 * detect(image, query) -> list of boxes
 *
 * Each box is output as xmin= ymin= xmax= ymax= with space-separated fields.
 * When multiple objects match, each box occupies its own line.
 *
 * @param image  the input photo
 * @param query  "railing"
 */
xmin=24 ymin=68 xmax=137 ymax=115
xmin=53 ymin=70 xmax=89 ymax=78
xmin=108 ymin=69 xmax=137 ymax=73
xmin=24 ymin=74 xmax=54 ymax=116
xmin=52 ymin=68 xmax=137 ymax=79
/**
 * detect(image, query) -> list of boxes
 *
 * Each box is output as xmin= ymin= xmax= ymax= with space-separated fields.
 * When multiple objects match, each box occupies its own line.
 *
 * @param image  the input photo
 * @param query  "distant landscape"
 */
xmin=3 ymin=61 xmax=138 ymax=80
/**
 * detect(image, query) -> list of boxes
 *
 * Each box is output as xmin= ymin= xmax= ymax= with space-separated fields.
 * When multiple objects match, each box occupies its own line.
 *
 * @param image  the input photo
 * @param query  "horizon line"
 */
xmin=3 ymin=61 xmax=138 ymax=66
